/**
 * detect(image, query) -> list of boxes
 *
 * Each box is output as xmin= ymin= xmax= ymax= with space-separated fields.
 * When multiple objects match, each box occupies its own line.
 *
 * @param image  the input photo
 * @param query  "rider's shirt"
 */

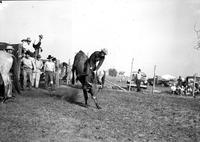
xmin=89 ymin=51 xmax=105 ymax=71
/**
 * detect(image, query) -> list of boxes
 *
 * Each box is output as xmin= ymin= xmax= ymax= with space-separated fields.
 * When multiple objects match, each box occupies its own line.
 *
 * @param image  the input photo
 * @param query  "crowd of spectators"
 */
xmin=171 ymin=76 xmax=200 ymax=96
xmin=4 ymin=35 xmax=65 ymax=92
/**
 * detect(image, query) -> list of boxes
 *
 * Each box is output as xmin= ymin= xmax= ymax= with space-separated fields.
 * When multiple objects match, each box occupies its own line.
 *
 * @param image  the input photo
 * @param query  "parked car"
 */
xmin=127 ymin=71 xmax=148 ymax=90
xmin=147 ymin=75 xmax=175 ymax=87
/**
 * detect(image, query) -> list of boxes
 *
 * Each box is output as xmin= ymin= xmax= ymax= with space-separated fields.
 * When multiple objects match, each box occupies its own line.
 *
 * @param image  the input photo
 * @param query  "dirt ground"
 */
xmin=0 ymin=85 xmax=200 ymax=142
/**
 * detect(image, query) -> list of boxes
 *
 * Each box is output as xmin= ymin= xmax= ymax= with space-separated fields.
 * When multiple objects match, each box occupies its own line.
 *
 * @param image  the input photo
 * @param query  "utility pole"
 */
xmin=129 ymin=58 xmax=134 ymax=91
xmin=152 ymin=65 xmax=156 ymax=94
xmin=193 ymin=73 xmax=197 ymax=98
xmin=131 ymin=58 xmax=134 ymax=74
xmin=67 ymin=59 xmax=71 ymax=84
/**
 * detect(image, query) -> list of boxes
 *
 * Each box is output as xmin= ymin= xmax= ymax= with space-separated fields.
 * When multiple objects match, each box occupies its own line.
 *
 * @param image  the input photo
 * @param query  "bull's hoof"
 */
xmin=2 ymin=97 xmax=13 ymax=103
xmin=96 ymin=105 xmax=102 ymax=109
xmin=84 ymin=104 xmax=89 ymax=108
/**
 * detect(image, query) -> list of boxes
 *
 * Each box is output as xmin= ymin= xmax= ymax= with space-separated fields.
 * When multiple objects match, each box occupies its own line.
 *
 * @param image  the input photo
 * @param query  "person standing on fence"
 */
xmin=32 ymin=55 xmax=43 ymax=88
xmin=136 ymin=69 xmax=142 ymax=92
xmin=21 ymin=37 xmax=34 ymax=55
xmin=44 ymin=55 xmax=55 ymax=89
xmin=33 ymin=34 xmax=43 ymax=58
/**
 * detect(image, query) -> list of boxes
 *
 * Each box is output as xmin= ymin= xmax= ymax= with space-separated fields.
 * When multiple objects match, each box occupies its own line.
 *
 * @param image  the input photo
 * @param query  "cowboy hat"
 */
xmin=101 ymin=48 xmax=108 ymax=55
xmin=6 ymin=45 xmax=14 ymax=50
xmin=21 ymin=37 xmax=31 ymax=42
xmin=26 ymin=37 xmax=31 ymax=42
xmin=47 ymin=55 xmax=53 ymax=59
xmin=39 ymin=34 xmax=43 ymax=39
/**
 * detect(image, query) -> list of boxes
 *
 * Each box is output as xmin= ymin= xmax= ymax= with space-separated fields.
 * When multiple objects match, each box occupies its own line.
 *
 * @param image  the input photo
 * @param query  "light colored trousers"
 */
xmin=23 ymin=68 xmax=33 ymax=89
xmin=32 ymin=70 xmax=41 ymax=88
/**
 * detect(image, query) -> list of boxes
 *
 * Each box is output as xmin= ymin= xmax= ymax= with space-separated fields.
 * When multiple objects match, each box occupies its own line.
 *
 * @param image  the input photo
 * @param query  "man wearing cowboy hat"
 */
xmin=32 ymin=54 xmax=43 ymax=88
xmin=33 ymin=34 xmax=43 ymax=58
xmin=21 ymin=37 xmax=34 ymax=53
xmin=88 ymin=48 xmax=108 ymax=72
xmin=21 ymin=50 xmax=36 ymax=90
xmin=44 ymin=55 xmax=55 ymax=89
xmin=5 ymin=45 xmax=14 ymax=54
xmin=82 ymin=48 xmax=108 ymax=87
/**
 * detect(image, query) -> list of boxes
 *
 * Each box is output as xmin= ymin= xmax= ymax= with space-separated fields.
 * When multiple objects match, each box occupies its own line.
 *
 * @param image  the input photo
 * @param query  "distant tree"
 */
xmin=118 ymin=71 xmax=125 ymax=76
xmin=108 ymin=68 xmax=118 ymax=77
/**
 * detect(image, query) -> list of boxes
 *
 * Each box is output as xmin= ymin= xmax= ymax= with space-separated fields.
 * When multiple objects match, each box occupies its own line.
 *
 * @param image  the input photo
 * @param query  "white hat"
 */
xmin=101 ymin=48 xmax=108 ymax=55
xmin=6 ymin=45 xmax=14 ymax=50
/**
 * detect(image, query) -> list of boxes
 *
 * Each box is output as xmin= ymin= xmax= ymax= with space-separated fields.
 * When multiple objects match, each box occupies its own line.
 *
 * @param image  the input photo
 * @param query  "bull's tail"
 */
xmin=12 ymin=55 xmax=21 ymax=94
xmin=0 ymin=72 xmax=5 ymax=98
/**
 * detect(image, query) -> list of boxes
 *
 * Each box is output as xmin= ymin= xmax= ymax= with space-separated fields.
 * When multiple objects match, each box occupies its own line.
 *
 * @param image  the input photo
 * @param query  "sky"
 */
xmin=1 ymin=0 xmax=200 ymax=78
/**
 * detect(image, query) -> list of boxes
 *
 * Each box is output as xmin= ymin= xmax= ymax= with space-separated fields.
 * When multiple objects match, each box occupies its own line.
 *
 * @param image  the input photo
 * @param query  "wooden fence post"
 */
xmin=152 ymin=65 xmax=156 ymax=94
xmin=193 ymin=73 xmax=197 ymax=98
xmin=129 ymin=58 xmax=134 ymax=91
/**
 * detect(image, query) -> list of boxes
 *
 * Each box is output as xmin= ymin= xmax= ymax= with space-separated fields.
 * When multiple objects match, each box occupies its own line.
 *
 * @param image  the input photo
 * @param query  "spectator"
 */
xmin=44 ymin=55 xmax=55 ymax=89
xmin=32 ymin=55 xmax=43 ymax=88
xmin=33 ymin=34 xmax=43 ymax=58
xmin=171 ymin=83 xmax=176 ymax=94
xmin=21 ymin=37 xmax=34 ymax=57
xmin=177 ymin=76 xmax=183 ymax=95
xmin=52 ymin=57 xmax=58 ymax=87
xmin=21 ymin=51 xmax=35 ymax=90
xmin=5 ymin=45 xmax=14 ymax=54
xmin=21 ymin=37 xmax=32 ymax=51
xmin=177 ymin=76 xmax=183 ymax=87
xmin=136 ymin=69 xmax=142 ymax=92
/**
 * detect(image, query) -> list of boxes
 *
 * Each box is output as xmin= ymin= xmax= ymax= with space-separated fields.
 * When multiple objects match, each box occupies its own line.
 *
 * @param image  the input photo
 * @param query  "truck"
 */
xmin=127 ymin=71 xmax=148 ymax=90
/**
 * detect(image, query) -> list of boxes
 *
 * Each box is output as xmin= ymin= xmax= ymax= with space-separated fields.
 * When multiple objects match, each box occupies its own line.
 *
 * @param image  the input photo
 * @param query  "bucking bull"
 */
xmin=71 ymin=50 xmax=101 ymax=109
xmin=0 ymin=51 xmax=20 ymax=103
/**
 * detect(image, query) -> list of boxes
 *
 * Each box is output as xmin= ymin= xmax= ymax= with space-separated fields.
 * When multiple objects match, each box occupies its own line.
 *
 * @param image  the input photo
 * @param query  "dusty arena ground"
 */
xmin=0 ymin=84 xmax=200 ymax=142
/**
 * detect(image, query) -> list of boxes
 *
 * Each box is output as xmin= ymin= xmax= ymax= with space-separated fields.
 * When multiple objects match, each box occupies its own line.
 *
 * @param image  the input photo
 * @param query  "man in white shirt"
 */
xmin=32 ymin=55 xmax=43 ymax=88
xmin=21 ymin=37 xmax=34 ymax=54
xmin=44 ymin=55 xmax=55 ymax=89
xmin=21 ymin=51 xmax=35 ymax=90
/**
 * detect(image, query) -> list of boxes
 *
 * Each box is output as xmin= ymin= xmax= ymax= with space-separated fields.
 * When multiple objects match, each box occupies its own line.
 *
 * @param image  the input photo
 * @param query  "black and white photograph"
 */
xmin=0 ymin=0 xmax=200 ymax=141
